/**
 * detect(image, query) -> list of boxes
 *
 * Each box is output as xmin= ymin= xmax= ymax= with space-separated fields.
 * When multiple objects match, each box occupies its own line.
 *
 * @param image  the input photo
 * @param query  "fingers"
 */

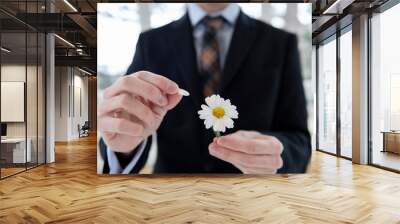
xmin=98 ymin=94 xmax=155 ymax=127
xmin=99 ymin=117 xmax=144 ymax=137
xmin=136 ymin=71 xmax=179 ymax=94
xmin=216 ymin=131 xmax=283 ymax=155
xmin=209 ymin=142 xmax=283 ymax=170
xmin=103 ymin=73 xmax=169 ymax=106
xmin=104 ymin=71 xmax=179 ymax=106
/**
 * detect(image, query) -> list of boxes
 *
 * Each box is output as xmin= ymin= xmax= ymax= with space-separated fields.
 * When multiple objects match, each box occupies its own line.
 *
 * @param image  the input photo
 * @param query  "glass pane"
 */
xmin=27 ymin=31 xmax=38 ymax=169
xmin=1 ymin=31 xmax=27 ymax=177
xmin=38 ymin=32 xmax=45 ymax=165
xmin=312 ymin=45 xmax=317 ymax=150
xmin=340 ymin=30 xmax=352 ymax=158
xmin=27 ymin=0 xmax=40 ymax=170
xmin=318 ymin=37 xmax=337 ymax=154
xmin=0 ymin=1 xmax=46 ymax=178
xmin=371 ymin=4 xmax=400 ymax=171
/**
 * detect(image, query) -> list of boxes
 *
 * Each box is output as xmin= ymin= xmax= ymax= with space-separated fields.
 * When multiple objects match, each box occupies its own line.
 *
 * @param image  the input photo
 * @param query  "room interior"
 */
xmin=313 ymin=0 xmax=400 ymax=172
xmin=0 ymin=30 xmax=46 ymax=177
xmin=0 ymin=0 xmax=97 ymax=179
xmin=0 ymin=0 xmax=400 ymax=223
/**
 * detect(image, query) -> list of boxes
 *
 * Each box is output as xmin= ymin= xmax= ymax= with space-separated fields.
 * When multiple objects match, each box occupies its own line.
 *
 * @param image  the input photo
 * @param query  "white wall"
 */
xmin=72 ymin=73 xmax=89 ymax=138
xmin=54 ymin=67 xmax=89 ymax=141
xmin=1 ymin=65 xmax=40 ymax=138
xmin=1 ymin=65 xmax=26 ymax=138
xmin=55 ymin=66 xmax=68 ymax=141
xmin=1 ymin=63 xmax=46 ymax=163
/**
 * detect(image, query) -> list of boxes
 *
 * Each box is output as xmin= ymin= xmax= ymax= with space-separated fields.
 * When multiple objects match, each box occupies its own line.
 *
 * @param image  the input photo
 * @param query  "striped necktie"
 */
xmin=199 ymin=16 xmax=223 ymax=97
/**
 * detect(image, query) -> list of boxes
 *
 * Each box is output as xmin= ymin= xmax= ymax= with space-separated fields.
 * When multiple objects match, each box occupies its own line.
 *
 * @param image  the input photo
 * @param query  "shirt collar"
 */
xmin=187 ymin=3 xmax=240 ymax=27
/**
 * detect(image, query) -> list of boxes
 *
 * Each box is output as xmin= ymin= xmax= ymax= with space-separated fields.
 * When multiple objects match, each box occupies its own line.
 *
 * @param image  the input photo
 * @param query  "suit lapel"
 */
xmin=169 ymin=14 xmax=202 ymax=108
xmin=169 ymin=12 xmax=258 ymax=106
xmin=219 ymin=12 xmax=258 ymax=93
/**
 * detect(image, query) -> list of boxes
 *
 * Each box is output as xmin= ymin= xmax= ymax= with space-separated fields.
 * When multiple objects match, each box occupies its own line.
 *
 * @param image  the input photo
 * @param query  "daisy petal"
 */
xmin=201 ymin=104 xmax=210 ymax=111
xmin=213 ymin=120 xmax=225 ymax=132
xmin=205 ymin=118 xmax=213 ymax=129
xmin=205 ymin=95 xmax=218 ymax=108
xmin=198 ymin=94 xmax=238 ymax=134
xmin=223 ymin=117 xmax=234 ymax=129
xmin=198 ymin=109 xmax=208 ymax=115
xmin=215 ymin=96 xmax=226 ymax=106
xmin=228 ymin=110 xmax=239 ymax=119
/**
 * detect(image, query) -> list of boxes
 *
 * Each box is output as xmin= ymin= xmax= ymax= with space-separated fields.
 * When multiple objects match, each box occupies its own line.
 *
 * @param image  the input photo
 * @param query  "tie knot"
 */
xmin=203 ymin=16 xmax=223 ymax=32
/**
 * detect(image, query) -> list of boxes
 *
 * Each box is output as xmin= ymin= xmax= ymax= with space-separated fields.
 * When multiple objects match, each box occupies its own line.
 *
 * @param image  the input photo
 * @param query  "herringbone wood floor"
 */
xmin=1 ymin=135 xmax=400 ymax=224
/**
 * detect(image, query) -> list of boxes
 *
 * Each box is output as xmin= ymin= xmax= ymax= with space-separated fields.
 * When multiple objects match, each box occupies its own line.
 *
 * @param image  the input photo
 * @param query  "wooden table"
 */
xmin=382 ymin=131 xmax=400 ymax=154
xmin=1 ymin=138 xmax=32 ymax=165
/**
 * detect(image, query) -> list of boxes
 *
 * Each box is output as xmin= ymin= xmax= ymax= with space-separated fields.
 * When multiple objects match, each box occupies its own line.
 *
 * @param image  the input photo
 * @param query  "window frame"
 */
xmin=367 ymin=0 xmax=400 ymax=173
xmin=315 ymin=24 xmax=352 ymax=160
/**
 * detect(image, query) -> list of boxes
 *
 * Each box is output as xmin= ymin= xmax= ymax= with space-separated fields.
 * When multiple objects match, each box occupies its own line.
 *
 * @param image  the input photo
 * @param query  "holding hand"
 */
xmin=209 ymin=130 xmax=284 ymax=174
xmin=98 ymin=71 xmax=182 ymax=154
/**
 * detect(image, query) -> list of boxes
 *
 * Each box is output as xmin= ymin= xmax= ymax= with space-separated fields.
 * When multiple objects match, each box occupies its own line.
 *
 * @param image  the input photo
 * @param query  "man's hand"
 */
xmin=208 ymin=130 xmax=284 ymax=174
xmin=98 ymin=71 xmax=182 ymax=154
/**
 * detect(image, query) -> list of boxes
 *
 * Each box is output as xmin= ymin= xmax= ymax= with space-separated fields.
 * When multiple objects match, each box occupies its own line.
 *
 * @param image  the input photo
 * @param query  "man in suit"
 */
xmin=98 ymin=3 xmax=311 ymax=174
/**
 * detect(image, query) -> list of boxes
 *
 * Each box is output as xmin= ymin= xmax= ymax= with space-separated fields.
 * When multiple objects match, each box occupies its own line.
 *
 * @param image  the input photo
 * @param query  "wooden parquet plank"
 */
xmin=0 ymin=135 xmax=400 ymax=223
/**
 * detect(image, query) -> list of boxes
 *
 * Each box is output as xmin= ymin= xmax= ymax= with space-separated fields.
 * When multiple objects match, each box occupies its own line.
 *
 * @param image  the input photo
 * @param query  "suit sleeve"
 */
xmin=264 ymin=34 xmax=311 ymax=173
xmin=100 ymin=33 xmax=152 ymax=174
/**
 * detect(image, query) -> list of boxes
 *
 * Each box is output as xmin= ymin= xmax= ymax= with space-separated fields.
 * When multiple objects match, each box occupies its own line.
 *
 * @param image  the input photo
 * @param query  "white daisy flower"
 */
xmin=198 ymin=94 xmax=239 ymax=136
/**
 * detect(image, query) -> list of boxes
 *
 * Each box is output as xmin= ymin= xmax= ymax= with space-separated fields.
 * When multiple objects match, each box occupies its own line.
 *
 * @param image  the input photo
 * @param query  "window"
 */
xmin=1 ymin=31 xmax=28 ymax=177
xmin=0 ymin=1 xmax=46 ymax=179
xmin=317 ymin=36 xmax=337 ymax=154
xmin=370 ymin=3 xmax=400 ymax=171
xmin=316 ymin=27 xmax=352 ymax=159
xmin=339 ymin=28 xmax=352 ymax=158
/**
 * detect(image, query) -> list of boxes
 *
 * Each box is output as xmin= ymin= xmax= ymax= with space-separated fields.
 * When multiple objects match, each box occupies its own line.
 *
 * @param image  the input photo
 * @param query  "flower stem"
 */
xmin=214 ymin=131 xmax=221 ymax=137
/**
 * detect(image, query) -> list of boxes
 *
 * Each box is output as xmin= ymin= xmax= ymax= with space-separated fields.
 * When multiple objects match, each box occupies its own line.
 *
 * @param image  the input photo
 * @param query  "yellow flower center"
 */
xmin=212 ymin=107 xmax=225 ymax=119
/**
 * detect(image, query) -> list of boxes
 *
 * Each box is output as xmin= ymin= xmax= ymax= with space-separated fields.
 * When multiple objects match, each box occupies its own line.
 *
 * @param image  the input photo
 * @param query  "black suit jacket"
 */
xmin=100 ymin=11 xmax=311 ymax=174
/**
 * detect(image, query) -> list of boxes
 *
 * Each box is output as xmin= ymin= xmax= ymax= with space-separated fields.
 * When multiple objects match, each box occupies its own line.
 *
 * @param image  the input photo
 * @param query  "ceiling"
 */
xmin=0 ymin=0 xmax=97 ymax=74
xmin=312 ymin=0 xmax=391 ymax=44
xmin=8 ymin=0 xmax=386 ymax=72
